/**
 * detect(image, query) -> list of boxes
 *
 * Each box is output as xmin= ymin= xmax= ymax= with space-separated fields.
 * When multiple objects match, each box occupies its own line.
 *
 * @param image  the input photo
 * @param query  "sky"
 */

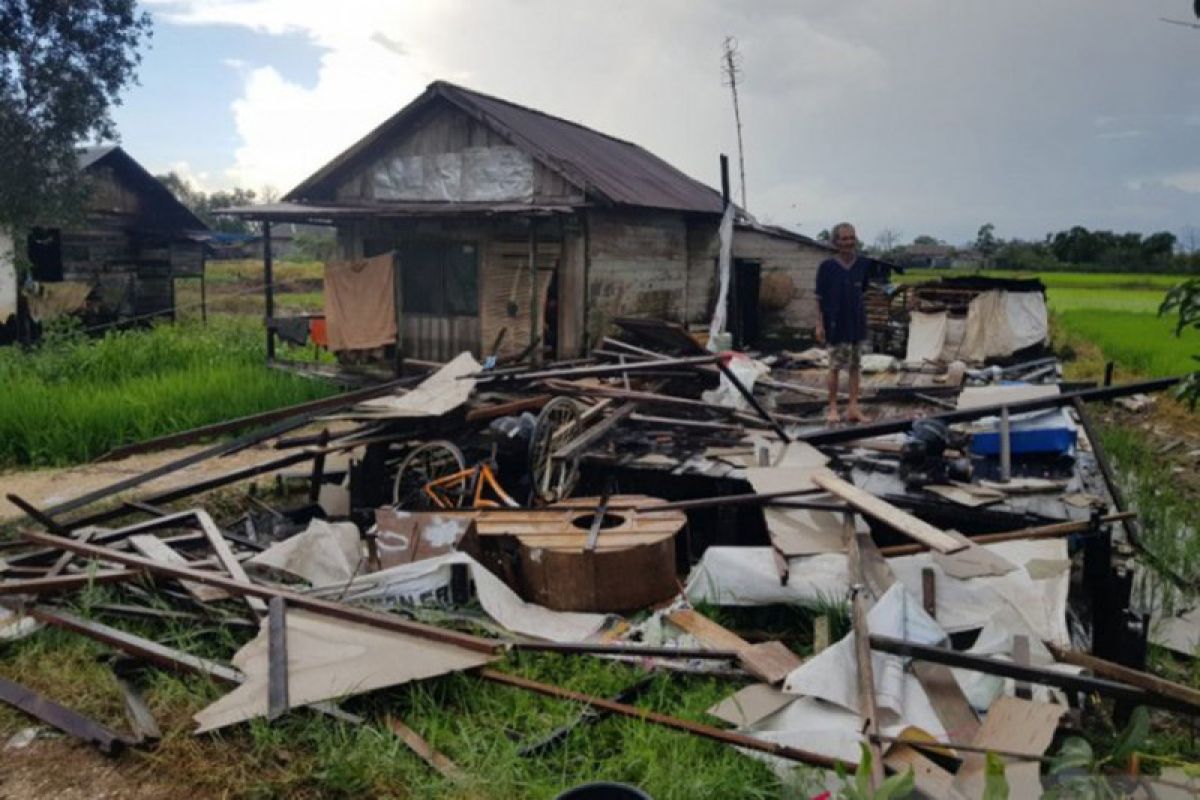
xmin=112 ymin=0 xmax=1200 ymax=246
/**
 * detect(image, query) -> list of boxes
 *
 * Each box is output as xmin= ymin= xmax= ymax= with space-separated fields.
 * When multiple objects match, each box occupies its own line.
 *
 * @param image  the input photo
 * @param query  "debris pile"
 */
xmin=0 ymin=319 xmax=1193 ymax=797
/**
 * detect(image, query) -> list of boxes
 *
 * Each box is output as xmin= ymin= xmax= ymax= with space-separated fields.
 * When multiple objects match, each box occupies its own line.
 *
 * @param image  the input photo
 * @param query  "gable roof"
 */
xmin=79 ymin=145 xmax=209 ymax=232
xmin=285 ymin=81 xmax=725 ymax=215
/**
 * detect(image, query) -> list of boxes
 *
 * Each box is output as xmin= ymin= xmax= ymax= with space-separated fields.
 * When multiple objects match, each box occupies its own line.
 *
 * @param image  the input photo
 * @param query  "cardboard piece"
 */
xmin=707 ymin=683 xmax=794 ymax=728
xmin=932 ymin=531 xmax=1018 ymax=580
xmin=246 ymin=519 xmax=362 ymax=587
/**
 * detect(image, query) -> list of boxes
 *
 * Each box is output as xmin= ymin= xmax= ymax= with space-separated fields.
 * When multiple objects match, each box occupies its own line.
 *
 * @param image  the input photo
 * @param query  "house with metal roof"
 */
xmin=10 ymin=146 xmax=210 ymax=339
xmin=228 ymin=81 xmax=831 ymax=363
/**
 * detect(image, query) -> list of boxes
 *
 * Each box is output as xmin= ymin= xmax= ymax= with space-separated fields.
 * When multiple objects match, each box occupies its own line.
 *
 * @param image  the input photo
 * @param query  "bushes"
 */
xmin=0 ymin=318 xmax=334 ymax=467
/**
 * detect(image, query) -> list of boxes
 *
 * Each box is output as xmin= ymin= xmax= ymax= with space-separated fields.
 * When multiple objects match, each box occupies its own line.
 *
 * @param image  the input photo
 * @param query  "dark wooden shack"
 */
xmin=228 ymin=81 xmax=830 ymax=364
xmin=23 ymin=146 xmax=210 ymax=329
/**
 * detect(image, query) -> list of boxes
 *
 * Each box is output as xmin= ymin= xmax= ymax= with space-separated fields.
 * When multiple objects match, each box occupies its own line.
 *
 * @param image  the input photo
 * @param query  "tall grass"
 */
xmin=0 ymin=318 xmax=335 ymax=467
xmin=1054 ymin=309 xmax=1200 ymax=377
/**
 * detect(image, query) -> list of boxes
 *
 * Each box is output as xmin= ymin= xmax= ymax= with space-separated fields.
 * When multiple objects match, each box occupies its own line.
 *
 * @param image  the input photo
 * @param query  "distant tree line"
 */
xmin=989 ymin=225 xmax=1195 ymax=274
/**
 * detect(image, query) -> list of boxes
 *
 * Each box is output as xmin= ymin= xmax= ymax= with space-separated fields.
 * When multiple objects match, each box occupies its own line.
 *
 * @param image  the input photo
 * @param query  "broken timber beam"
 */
xmin=0 ymin=570 xmax=139 ymax=596
xmin=812 ymin=472 xmax=965 ymax=554
xmin=875 ymin=512 xmax=1134 ymax=557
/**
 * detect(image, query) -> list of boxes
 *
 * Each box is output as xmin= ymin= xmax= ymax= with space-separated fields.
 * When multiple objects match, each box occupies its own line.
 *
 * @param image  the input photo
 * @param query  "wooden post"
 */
xmin=199 ymin=254 xmax=208 ymax=325
xmin=999 ymin=406 xmax=1012 ymax=482
xmin=528 ymin=218 xmax=540 ymax=367
xmin=851 ymin=585 xmax=885 ymax=789
xmin=921 ymin=567 xmax=936 ymax=619
xmin=263 ymin=220 xmax=276 ymax=361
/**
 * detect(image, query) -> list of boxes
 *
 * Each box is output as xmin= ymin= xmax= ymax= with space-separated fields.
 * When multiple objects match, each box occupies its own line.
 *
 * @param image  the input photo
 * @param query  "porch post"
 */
xmin=528 ymin=217 xmax=540 ymax=366
xmin=263 ymin=220 xmax=275 ymax=361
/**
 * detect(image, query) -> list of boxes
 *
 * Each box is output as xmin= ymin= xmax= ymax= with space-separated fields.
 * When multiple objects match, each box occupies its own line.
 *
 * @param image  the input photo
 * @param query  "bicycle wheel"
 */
xmin=392 ymin=440 xmax=466 ymax=507
xmin=529 ymin=396 xmax=582 ymax=503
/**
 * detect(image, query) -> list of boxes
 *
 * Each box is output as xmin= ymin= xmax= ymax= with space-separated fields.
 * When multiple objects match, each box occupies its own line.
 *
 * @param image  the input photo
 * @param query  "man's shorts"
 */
xmin=828 ymin=341 xmax=863 ymax=370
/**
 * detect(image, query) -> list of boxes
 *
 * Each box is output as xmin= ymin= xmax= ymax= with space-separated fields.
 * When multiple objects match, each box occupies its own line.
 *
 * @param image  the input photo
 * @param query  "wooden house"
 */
xmin=23 ymin=146 xmax=209 ymax=329
xmin=229 ymin=81 xmax=831 ymax=363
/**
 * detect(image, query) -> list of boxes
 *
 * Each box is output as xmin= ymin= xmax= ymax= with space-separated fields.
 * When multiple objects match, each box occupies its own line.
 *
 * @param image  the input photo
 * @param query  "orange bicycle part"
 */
xmin=422 ymin=462 xmax=520 ymax=509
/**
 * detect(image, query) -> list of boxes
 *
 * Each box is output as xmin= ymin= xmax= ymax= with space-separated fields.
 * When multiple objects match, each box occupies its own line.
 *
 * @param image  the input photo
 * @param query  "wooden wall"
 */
xmin=584 ymin=207 xmax=689 ymax=344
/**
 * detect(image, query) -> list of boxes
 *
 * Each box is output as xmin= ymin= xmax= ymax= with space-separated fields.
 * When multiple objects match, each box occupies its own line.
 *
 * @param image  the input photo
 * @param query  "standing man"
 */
xmin=815 ymin=222 xmax=869 ymax=423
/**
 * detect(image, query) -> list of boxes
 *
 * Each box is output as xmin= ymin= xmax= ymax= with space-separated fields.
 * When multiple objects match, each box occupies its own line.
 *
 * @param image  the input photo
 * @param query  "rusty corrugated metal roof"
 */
xmin=285 ymin=81 xmax=725 ymax=215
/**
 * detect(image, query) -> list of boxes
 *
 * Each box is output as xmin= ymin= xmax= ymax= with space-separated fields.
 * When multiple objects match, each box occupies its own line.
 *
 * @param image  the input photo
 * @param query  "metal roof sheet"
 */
xmin=285 ymin=81 xmax=725 ymax=215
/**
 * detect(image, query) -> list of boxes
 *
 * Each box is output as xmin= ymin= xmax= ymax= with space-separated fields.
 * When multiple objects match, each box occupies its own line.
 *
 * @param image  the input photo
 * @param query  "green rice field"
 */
xmin=0 ymin=317 xmax=335 ymax=467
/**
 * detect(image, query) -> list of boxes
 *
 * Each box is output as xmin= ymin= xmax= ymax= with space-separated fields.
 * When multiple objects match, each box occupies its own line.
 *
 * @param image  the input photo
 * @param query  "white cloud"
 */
xmin=162 ymin=160 xmax=216 ymax=193
xmin=146 ymin=0 xmax=1200 ymax=241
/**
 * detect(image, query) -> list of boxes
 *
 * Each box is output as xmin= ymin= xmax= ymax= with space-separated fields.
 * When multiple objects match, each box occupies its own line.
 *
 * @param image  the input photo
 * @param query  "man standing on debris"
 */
xmin=815 ymin=222 xmax=869 ymax=424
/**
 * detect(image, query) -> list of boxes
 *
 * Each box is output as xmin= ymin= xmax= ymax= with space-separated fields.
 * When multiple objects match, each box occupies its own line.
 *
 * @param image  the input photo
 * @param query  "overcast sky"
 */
xmin=119 ymin=0 xmax=1200 ymax=245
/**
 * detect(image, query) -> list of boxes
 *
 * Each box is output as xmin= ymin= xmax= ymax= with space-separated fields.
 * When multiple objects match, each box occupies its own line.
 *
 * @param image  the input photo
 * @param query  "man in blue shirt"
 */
xmin=815 ymin=222 xmax=868 ymax=424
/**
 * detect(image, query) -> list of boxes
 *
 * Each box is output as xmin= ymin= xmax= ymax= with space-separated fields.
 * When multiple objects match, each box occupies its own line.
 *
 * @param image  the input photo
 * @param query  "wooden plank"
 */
xmin=196 ymin=511 xmax=267 ymax=616
xmin=812 ymin=472 xmax=964 ymax=554
xmin=667 ymin=609 xmax=749 ymax=652
xmin=128 ymin=535 xmax=230 ymax=603
xmin=0 ymin=570 xmax=138 ymax=596
xmin=884 ymin=744 xmax=967 ymax=800
xmin=851 ymin=587 xmax=885 ymax=790
xmin=1046 ymin=644 xmax=1200 ymax=712
xmin=388 ymin=716 xmax=466 ymax=781
xmin=0 ymin=676 xmax=132 ymax=754
xmin=954 ymin=696 xmax=1065 ymax=799
xmin=739 ymin=641 xmax=803 ymax=685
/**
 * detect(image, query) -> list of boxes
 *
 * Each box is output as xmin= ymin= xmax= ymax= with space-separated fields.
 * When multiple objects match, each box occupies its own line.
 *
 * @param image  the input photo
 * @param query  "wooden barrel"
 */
xmin=465 ymin=495 xmax=685 ymax=613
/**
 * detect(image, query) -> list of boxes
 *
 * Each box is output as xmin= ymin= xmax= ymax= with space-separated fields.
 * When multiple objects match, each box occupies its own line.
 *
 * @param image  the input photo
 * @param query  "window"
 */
xmin=398 ymin=241 xmax=479 ymax=316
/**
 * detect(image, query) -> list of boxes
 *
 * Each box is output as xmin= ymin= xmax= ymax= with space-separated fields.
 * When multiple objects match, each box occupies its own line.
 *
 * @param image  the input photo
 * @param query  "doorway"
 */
xmin=728 ymin=258 xmax=761 ymax=349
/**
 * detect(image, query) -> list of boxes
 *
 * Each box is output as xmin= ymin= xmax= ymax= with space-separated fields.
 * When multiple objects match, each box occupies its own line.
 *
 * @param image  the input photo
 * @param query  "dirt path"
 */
xmin=1 ymin=737 xmax=208 ymax=800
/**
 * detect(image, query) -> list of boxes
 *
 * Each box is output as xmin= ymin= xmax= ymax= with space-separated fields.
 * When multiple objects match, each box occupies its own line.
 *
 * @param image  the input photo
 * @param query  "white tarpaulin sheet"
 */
xmin=1006 ymin=291 xmax=1050 ymax=352
xmin=905 ymin=311 xmax=948 ymax=365
xmin=685 ymin=539 xmax=1070 ymax=644
xmin=370 ymin=146 xmax=534 ymax=202
xmin=0 ymin=231 xmax=15 ymax=324
xmin=707 ymin=204 xmax=736 ymax=343
xmin=959 ymin=290 xmax=1048 ymax=363
xmin=310 ymin=551 xmax=608 ymax=643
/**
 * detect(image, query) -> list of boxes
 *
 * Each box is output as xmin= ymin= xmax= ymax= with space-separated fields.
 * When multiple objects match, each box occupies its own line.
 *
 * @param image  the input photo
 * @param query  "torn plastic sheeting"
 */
xmin=706 ymin=203 xmax=736 ymax=342
xmin=308 ymin=551 xmax=608 ymax=643
xmin=685 ymin=539 xmax=1070 ymax=645
xmin=0 ymin=232 xmax=15 ymax=324
xmin=701 ymin=353 xmax=769 ymax=410
xmin=193 ymin=608 xmax=495 ymax=732
xmin=1005 ymin=291 xmax=1049 ymax=352
xmin=246 ymin=519 xmax=361 ymax=587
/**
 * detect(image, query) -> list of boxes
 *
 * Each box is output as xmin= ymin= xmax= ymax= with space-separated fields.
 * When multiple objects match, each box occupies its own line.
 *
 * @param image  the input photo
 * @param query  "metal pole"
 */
xmin=999 ymin=405 xmax=1012 ymax=482
xmin=263 ymin=220 xmax=275 ymax=361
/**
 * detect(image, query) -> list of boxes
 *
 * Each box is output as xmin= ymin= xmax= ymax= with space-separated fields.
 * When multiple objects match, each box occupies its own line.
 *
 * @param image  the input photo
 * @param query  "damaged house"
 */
xmin=0 ymin=146 xmax=210 ymax=342
xmin=228 ymin=80 xmax=832 ymax=363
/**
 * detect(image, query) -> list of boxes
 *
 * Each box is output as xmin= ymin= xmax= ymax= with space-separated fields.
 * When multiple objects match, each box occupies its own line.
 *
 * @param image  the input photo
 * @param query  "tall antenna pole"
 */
xmin=721 ymin=36 xmax=747 ymax=211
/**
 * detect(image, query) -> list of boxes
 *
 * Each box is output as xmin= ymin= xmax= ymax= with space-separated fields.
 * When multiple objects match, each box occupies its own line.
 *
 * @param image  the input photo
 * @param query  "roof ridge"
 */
xmin=432 ymin=80 xmax=651 ymax=152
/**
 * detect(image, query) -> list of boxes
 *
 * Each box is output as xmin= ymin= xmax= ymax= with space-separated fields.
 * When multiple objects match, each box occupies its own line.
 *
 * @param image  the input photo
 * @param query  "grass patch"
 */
xmin=1046 ymin=288 xmax=1167 ymax=313
xmin=0 ymin=317 xmax=335 ymax=467
xmin=1099 ymin=423 xmax=1200 ymax=616
xmin=1054 ymin=310 xmax=1200 ymax=377
xmin=0 ymin=600 xmax=823 ymax=799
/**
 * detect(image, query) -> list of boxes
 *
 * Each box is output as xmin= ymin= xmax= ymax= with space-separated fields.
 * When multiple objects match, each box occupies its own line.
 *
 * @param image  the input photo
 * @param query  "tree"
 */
xmin=873 ymin=228 xmax=902 ymax=255
xmin=0 ymin=1 xmax=153 ymax=232
xmin=156 ymin=171 xmax=259 ymax=235
xmin=1160 ymin=278 xmax=1200 ymax=406
xmin=975 ymin=223 xmax=998 ymax=257
xmin=912 ymin=234 xmax=942 ymax=246
xmin=817 ymin=228 xmax=831 ymax=243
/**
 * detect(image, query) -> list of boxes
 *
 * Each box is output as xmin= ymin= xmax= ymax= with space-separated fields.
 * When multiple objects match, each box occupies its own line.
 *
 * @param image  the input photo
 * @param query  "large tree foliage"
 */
xmin=1160 ymin=278 xmax=1200 ymax=404
xmin=0 ymin=1 xmax=152 ymax=230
